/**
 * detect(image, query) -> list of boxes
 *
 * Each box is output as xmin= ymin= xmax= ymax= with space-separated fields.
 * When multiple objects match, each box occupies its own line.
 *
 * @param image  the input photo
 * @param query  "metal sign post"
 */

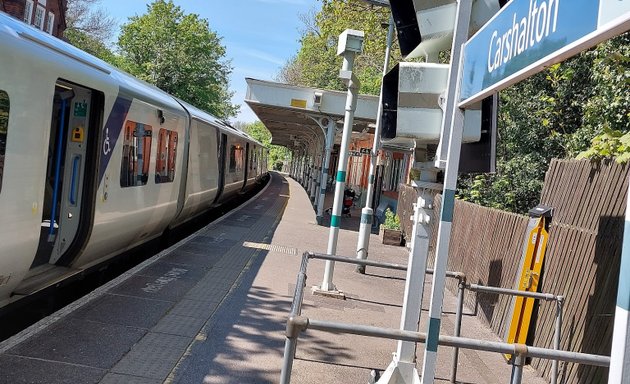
xmin=356 ymin=15 xmax=395 ymax=273
xmin=420 ymin=0 xmax=473 ymax=381
xmin=377 ymin=186 xmax=439 ymax=384
xmin=315 ymin=29 xmax=364 ymax=295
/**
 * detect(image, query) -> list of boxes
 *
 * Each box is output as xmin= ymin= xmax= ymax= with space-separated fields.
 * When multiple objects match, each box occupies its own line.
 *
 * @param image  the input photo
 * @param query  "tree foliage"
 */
xmin=117 ymin=0 xmax=237 ymax=119
xmin=577 ymin=128 xmax=630 ymax=163
xmin=576 ymin=33 xmax=630 ymax=163
xmin=277 ymin=0 xmax=401 ymax=95
xmin=241 ymin=121 xmax=290 ymax=171
xmin=63 ymin=29 xmax=119 ymax=64
xmin=65 ymin=0 xmax=116 ymax=42
xmin=64 ymin=0 xmax=118 ymax=63
xmin=458 ymin=32 xmax=630 ymax=213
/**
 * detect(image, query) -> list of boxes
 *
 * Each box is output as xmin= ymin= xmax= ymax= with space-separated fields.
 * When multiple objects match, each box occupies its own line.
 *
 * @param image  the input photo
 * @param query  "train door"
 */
xmin=243 ymin=143 xmax=250 ymax=190
xmin=32 ymin=81 xmax=100 ymax=268
xmin=213 ymin=132 xmax=227 ymax=204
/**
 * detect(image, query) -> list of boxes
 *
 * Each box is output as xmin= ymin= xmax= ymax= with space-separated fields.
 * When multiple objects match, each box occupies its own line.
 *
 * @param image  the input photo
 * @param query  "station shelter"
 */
xmin=244 ymin=78 xmax=417 ymax=221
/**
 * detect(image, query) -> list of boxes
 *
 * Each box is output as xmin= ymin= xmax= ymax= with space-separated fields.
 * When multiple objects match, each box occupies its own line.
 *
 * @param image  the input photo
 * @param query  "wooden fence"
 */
xmin=398 ymin=159 xmax=628 ymax=383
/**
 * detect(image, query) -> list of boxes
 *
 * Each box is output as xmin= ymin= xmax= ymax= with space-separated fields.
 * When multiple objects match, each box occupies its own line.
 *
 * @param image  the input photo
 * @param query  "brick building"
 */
xmin=0 ymin=0 xmax=67 ymax=38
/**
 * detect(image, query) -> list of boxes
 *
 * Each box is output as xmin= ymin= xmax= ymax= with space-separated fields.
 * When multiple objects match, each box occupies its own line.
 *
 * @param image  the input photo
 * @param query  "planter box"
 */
xmin=382 ymin=228 xmax=402 ymax=246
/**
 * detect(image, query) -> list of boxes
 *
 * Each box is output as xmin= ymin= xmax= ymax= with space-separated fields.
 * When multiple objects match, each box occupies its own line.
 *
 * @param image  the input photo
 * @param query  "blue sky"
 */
xmin=106 ymin=0 xmax=320 ymax=123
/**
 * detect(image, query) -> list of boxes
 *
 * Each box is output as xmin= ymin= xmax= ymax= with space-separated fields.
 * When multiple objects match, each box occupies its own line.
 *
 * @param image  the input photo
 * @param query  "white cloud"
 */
xmin=244 ymin=50 xmax=285 ymax=66
xmin=227 ymin=45 xmax=286 ymax=66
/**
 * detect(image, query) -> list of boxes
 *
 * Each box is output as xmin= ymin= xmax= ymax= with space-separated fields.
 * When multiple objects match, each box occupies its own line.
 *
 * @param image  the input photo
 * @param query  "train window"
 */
xmin=229 ymin=145 xmax=236 ymax=172
xmin=120 ymin=120 xmax=152 ymax=187
xmin=229 ymin=145 xmax=244 ymax=173
xmin=0 ymin=91 xmax=8 ymax=193
xmin=155 ymin=128 xmax=177 ymax=183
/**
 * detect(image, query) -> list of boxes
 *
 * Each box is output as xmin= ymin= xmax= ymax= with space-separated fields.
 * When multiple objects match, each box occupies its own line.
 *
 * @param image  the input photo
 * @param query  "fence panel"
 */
xmin=398 ymin=159 xmax=628 ymax=383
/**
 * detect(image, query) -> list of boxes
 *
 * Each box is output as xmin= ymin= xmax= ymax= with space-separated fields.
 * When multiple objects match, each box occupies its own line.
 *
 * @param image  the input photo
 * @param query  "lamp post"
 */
xmin=356 ymin=12 xmax=394 ymax=273
xmin=315 ymin=29 xmax=364 ymax=295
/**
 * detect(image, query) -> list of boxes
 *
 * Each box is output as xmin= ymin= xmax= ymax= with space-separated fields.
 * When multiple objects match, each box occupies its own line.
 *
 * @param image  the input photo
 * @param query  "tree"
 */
xmin=64 ymin=29 xmax=119 ymax=64
xmin=242 ymin=121 xmax=290 ymax=172
xmin=65 ymin=0 xmax=116 ymax=42
xmin=583 ymin=32 xmax=630 ymax=135
xmin=64 ymin=0 xmax=118 ymax=63
xmin=277 ymin=0 xmax=399 ymax=96
xmin=117 ymin=0 xmax=238 ymax=119
xmin=576 ymin=32 xmax=630 ymax=163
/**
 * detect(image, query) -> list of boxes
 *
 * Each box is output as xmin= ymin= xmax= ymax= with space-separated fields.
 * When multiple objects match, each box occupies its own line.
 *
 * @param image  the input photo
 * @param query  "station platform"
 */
xmin=0 ymin=172 xmax=546 ymax=384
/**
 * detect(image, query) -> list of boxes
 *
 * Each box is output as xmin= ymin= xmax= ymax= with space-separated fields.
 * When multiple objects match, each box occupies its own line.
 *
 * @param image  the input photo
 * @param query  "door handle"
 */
xmin=69 ymin=155 xmax=81 ymax=205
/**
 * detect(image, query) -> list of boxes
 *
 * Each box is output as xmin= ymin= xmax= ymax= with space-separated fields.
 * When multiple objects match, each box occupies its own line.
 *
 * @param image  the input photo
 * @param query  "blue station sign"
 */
xmin=460 ymin=0 xmax=630 ymax=104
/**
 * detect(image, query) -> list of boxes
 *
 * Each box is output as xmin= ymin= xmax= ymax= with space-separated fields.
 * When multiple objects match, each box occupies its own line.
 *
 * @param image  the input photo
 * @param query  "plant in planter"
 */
xmin=381 ymin=208 xmax=403 ymax=246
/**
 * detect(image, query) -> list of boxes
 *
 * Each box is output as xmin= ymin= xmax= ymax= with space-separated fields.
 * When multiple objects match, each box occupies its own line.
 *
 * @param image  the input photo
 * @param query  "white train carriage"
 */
xmin=0 ymin=13 xmax=266 ymax=308
xmin=169 ymin=101 xmax=261 ymax=228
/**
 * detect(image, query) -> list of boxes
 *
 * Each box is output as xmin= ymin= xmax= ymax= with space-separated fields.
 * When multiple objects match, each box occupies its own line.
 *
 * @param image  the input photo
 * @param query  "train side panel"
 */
xmin=170 ymin=118 xmax=220 ymax=227
xmin=244 ymin=144 xmax=258 ymax=191
xmin=76 ymin=96 xmax=187 ymax=269
xmin=220 ymin=133 xmax=247 ymax=199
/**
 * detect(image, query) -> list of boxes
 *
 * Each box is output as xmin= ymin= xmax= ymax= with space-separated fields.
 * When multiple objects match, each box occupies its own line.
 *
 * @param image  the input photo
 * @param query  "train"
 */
xmin=0 ymin=12 xmax=268 ymax=309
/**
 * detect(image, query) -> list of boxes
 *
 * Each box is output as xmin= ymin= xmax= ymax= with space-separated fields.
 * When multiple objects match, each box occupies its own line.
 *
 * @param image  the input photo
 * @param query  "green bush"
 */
xmin=382 ymin=208 xmax=401 ymax=231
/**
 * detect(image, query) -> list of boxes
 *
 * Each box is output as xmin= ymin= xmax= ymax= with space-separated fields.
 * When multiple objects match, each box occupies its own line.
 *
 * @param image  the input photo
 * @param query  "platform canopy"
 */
xmin=245 ymin=78 xmax=381 ymax=151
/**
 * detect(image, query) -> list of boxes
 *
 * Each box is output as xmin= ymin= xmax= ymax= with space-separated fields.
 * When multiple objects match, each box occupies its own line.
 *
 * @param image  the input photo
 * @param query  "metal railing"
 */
xmin=464 ymin=283 xmax=565 ymax=384
xmin=280 ymin=252 xmax=609 ymax=384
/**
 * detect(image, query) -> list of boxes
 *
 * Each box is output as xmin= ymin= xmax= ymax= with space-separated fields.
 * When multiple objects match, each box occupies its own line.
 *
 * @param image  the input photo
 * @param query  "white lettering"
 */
xmin=517 ymin=18 xmax=528 ymax=54
xmin=485 ymin=0 xmax=561 ymax=74
xmin=494 ymin=36 xmax=502 ymax=71
xmin=530 ymin=1 xmax=539 ymax=46
xmin=527 ymin=0 xmax=534 ymax=49
xmin=510 ymin=14 xmax=519 ymax=58
xmin=536 ymin=1 xmax=547 ymax=42
xmin=103 ymin=128 xmax=111 ymax=155
xmin=500 ymin=33 xmax=507 ymax=64
xmin=488 ymin=30 xmax=498 ymax=73
xmin=548 ymin=0 xmax=560 ymax=35
xmin=503 ymin=28 xmax=512 ymax=63
xmin=141 ymin=267 xmax=188 ymax=293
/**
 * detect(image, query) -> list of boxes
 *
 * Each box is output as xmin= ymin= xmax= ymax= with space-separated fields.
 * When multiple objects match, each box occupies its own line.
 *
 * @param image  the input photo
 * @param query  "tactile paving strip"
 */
xmin=242 ymin=241 xmax=298 ymax=255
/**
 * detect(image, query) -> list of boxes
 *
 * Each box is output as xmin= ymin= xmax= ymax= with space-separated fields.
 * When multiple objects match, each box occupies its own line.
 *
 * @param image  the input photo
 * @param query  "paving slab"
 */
xmin=0 ymin=354 xmax=105 ymax=384
xmin=8 ymin=317 xmax=146 ymax=369
xmin=70 ymin=293 xmax=173 ymax=329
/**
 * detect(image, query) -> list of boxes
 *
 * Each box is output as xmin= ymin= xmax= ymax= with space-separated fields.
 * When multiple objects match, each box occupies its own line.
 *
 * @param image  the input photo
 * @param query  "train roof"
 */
xmin=1 ymin=12 xmax=246 ymax=129
xmin=0 ymin=12 xmax=185 ymax=113
xmin=176 ymin=98 xmax=265 ymax=147
xmin=0 ymin=13 xmax=111 ymax=77
xmin=0 ymin=12 xmax=265 ymax=148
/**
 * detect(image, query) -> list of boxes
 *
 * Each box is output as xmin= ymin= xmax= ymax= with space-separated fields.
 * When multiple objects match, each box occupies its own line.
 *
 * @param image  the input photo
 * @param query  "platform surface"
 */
xmin=0 ymin=172 xmax=547 ymax=383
